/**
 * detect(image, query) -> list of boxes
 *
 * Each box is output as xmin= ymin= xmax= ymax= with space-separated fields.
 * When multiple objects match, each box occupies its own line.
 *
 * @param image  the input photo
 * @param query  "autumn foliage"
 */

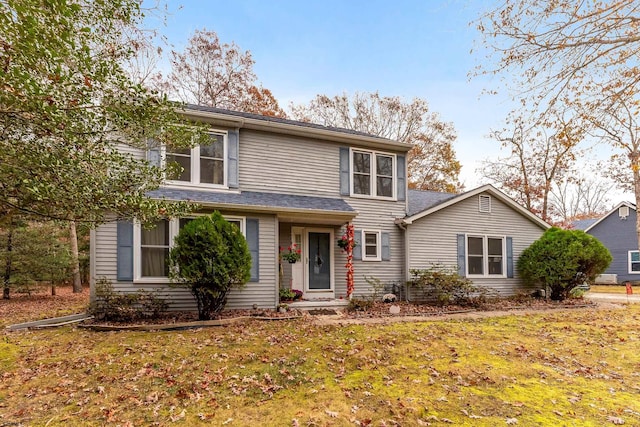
xmin=158 ymin=29 xmax=287 ymax=118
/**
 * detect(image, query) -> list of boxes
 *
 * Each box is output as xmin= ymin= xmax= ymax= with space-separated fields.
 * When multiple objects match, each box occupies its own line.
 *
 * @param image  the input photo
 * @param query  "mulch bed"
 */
xmin=3 ymin=285 xmax=597 ymax=330
xmin=81 ymin=297 xmax=597 ymax=329
xmin=341 ymin=298 xmax=595 ymax=318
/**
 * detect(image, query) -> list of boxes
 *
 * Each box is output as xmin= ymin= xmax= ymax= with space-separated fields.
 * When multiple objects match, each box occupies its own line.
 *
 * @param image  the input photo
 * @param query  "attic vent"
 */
xmin=619 ymin=206 xmax=630 ymax=219
xmin=479 ymin=195 xmax=492 ymax=213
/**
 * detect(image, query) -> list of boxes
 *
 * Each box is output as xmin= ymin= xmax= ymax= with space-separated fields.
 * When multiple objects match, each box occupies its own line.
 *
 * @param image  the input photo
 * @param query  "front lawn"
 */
xmin=1 ymin=299 xmax=639 ymax=426
xmin=590 ymin=284 xmax=639 ymax=294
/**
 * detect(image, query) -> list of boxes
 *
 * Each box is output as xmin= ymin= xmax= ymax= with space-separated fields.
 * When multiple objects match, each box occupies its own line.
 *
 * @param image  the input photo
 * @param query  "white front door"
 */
xmin=305 ymin=228 xmax=334 ymax=299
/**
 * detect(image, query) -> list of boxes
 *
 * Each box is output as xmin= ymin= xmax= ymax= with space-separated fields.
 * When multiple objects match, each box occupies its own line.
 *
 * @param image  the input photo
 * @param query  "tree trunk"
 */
xmin=3 ymin=217 xmax=14 ymax=300
xmin=634 ymin=163 xmax=640 ymax=255
xmin=69 ymin=220 xmax=83 ymax=293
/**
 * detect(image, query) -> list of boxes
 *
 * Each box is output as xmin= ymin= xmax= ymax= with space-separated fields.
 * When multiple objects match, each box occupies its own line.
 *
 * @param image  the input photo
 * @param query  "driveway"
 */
xmin=585 ymin=292 xmax=640 ymax=303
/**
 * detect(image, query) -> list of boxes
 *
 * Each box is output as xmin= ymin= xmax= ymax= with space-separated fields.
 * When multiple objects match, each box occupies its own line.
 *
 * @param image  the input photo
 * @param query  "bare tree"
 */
xmin=475 ymin=0 xmax=640 ymax=111
xmin=480 ymin=112 xmax=583 ymax=222
xmin=550 ymin=177 xmax=613 ymax=226
xmin=157 ymin=29 xmax=286 ymax=117
xmin=290 ymin=92 xmax=462 ymax=193
xmin=475 ymin=0 xmax=640 ymax=246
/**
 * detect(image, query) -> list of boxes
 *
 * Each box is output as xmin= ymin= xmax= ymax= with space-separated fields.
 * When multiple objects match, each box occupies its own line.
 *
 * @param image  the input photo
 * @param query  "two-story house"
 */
xmin=90 ymin=106 xmax=549 ymax=310
xmin=90 ymin=106 xmax=410 ymax=310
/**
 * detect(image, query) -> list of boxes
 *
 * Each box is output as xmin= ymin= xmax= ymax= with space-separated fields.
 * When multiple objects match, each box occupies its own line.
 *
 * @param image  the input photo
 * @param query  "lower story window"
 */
xmin=135 ymin=215 xmax=245 ymax=280
xmin=629 ymin=251 xmax=640 ymax=273
xmin=466 ymin=235 xmax=505 ymax=277
xmin=140 ymin=220 xmax=170 ymax=277
xmin=362 ymin=230 xmax=381 ymax=261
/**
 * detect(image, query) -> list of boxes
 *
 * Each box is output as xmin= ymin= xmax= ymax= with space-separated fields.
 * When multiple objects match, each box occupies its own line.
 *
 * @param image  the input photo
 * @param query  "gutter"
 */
xmin=181 ymin=109 xmax=413 ymax=152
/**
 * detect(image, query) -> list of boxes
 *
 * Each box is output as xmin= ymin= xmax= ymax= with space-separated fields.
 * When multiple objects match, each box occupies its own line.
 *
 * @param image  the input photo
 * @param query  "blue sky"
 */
xmin=146 ymin=0 xmax=562 ymax=191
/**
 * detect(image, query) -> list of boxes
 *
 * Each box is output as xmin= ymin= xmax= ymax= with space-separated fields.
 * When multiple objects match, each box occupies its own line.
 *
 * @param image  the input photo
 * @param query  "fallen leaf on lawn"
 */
xmin=608 ymin=416 xmax=625 ymax=425
xmin=169 ymin=408 xmax=185 ymax=422
xmin=506 ymin=418 xmax=518 ymax=425
xmin=461 ymin=410 xmax=482 ymax=419
xmin=325 ymin=410 xmax=339 ymax=418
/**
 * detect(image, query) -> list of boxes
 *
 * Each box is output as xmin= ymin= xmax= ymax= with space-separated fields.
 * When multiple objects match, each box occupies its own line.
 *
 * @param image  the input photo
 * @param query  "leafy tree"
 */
xmin=169 ymin=212 xmax=252 ymax=320
xmin=1 ymin=0 xmax=207 ymax=292
xmin=475 ymin=0 xmax=640 ymax=252
xmin=0 ymin=220 xmax=73 ymax=297
xmin=480 ymin=111 xmax=584 ymax=222
xmin=518 ymin=227 xmax=611 ymax=301
xmin=157 ymin=29 xmax=287 ymax=117
xmin=290 ymin=92 xmax=462 ymax=192
xmin=0 ymin=0 xmax=202 ymax=224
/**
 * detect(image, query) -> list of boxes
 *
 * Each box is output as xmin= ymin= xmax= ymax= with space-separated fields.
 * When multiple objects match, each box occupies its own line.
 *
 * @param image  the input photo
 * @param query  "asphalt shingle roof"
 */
xmin=407 ymin=189 xmax=458 ymax=216
xmin=571 ymin=218 xmax=599 ymax=231
xmin=185 ymin=104 xmax=393 ymax=141
xmin=148 ymin=188 xmax=356 ymax=213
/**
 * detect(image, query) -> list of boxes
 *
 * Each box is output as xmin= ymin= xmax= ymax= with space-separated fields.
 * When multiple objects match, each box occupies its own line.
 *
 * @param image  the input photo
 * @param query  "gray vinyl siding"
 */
xmin=587 ymin=208 xmax=638 ymax=283
xmin=117 ymin=143 xmax=145 ymax=160
xmin=92 ymin=213 xmax=278 ymax=310
xmin=93 ymin=122 xmax=411 ymax=307
xmin=239 ymin=129 xmax=340 ymax=196
xmin=348 ymin=198 xmax=406 ymax=298
xmin=407 ymin=192 xmax=546 ymax=298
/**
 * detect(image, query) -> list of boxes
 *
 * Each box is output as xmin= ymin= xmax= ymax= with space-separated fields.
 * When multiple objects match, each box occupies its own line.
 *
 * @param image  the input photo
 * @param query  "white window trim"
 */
xmin=133 ymin=215 xmax=246 ymax=283
xmin=165 ymin=130 xmax=229 ymax=189
xmin=465 ymin=234 xmax=506 ymax=278
xmin=349 ymin=148 xmax=396 ymax=201
xmin=628 ymin=250 xmax=640 ymax=274
xmin=361 ymin=230 xmax=382 ymax=262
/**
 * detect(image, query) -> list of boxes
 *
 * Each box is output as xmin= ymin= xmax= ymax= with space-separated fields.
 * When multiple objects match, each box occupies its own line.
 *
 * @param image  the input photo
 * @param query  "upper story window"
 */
xmin=166 ymin=133 xmax=226 ymax=187
xmin=351 ymin=149 xmax=395 ymax=199
xmin=466 ymin=235 xmax=505 ymax=277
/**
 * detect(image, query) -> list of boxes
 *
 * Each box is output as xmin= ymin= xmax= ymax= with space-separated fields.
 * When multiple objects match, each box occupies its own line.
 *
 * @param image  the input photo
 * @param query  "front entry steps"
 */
xmin=285 ymin=299 xmax=349 ymax=312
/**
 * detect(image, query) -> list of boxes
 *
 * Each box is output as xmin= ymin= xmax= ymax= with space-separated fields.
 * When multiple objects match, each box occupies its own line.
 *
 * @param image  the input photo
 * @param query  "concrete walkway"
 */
xmin=585 ymin=292 xmax=640 ymax=303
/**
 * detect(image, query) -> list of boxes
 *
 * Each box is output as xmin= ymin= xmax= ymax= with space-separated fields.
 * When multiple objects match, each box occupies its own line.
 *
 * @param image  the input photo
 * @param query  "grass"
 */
xmin=1 ymin=291 xmax=639 ymax=426
xmin=590 ymin=284 xmax=639 ymax=294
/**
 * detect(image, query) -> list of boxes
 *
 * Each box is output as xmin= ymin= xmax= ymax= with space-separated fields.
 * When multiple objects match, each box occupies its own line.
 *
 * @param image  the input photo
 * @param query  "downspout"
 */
xmin=395 ymin=218 xmax=410 ymax=302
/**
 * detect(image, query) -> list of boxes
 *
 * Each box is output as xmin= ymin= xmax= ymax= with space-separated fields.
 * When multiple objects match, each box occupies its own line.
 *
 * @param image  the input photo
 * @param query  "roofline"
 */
xmin=400 ymin=184 xmax=550 ymax=229
xmin=179 ymin=106 xmax=414 ymax=152
xmin=153 ymin=197 xmax=358 ymax=219
xmin=584 ymin=201 xmax=636 ymax=232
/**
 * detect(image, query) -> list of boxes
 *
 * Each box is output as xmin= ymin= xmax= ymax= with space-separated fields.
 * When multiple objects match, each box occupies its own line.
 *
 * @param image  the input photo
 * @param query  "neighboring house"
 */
xmin=90 ymin=107 xmax=550 ymax=310
xmin=578 ymin=202 xmax=637 ymax=283
xmin=91 ymin=106 xmax=410 ymax=310
xmin=399 ymin=185 xmax=550 ymax=299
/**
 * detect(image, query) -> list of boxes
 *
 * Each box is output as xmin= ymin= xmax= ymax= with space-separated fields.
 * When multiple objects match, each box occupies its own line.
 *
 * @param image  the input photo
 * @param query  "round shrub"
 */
xmin=169 ymin=212 xmax=252 ymax=319
xmin=518 ymin=227 xmax=611 ymax=301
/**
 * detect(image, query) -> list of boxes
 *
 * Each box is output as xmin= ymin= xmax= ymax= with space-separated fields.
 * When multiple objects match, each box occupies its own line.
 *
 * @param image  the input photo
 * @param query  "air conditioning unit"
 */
xmin=619 ymin=206 xmax=630 ymax=219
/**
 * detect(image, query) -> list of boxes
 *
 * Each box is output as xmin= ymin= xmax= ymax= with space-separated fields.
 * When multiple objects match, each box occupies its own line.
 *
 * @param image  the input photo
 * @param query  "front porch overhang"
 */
xmin=147 ymin=188 xmax=357 ymax=223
